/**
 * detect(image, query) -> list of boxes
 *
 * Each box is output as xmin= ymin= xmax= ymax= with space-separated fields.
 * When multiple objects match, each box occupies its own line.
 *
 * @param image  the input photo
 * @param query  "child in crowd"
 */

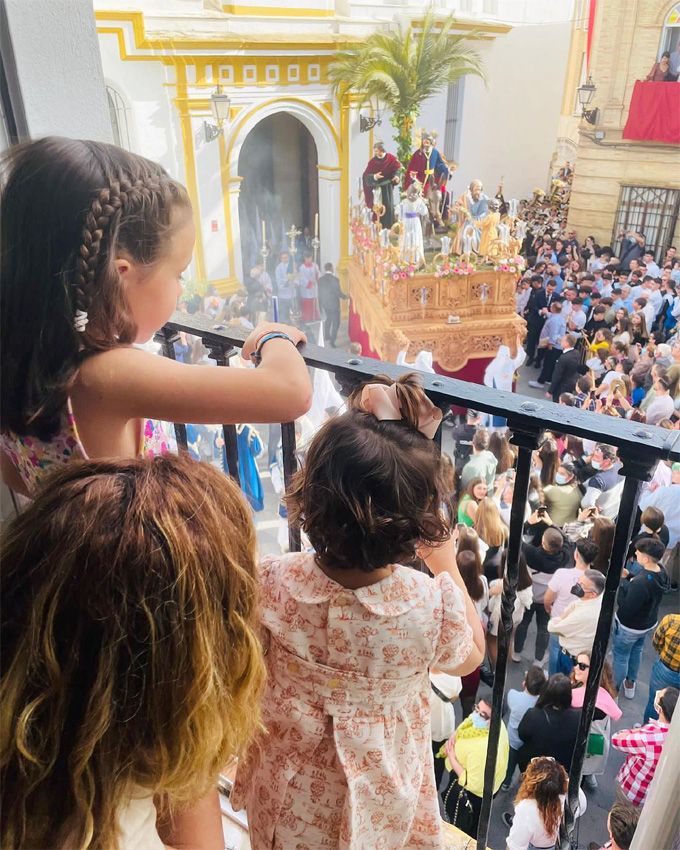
xmin=0 ymin=137 xmax=310 ymax=496
xmin=501 ymin=667 xmax=547 ymax=791
xmin=232 ymin=374 xmax=486 ymax=850
xmin=1 ymin=454 xmax=265 ymax=850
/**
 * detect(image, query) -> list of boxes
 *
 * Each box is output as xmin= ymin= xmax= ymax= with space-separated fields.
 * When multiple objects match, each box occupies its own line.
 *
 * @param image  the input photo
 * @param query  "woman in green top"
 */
xmin=457 ymin=478 xmax=488 ymax=527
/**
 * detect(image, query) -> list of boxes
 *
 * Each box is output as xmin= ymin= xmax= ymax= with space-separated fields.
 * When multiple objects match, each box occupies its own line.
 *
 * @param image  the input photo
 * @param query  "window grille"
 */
xmin=612 ymin=185 xmax=680 ymax=263
xmin=106 ymin=85 xmax=131 ymax=151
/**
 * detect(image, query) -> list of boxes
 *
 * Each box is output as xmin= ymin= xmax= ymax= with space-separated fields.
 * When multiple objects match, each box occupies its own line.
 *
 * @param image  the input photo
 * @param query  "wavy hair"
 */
xmin=288 ymin=373 xmax=450 ymax=572
xmin=1 ymin=137 xmax=191 ymax=439
xmin=515 ymin=757 xmax=568 ymax=838
xmin=0 ymin=454 xmax=265 ymax=850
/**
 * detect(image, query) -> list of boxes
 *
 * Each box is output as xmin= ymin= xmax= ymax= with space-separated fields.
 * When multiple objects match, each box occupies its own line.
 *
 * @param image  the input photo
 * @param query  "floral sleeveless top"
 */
xmin=0 ymin=399 xmax=174 ymax=496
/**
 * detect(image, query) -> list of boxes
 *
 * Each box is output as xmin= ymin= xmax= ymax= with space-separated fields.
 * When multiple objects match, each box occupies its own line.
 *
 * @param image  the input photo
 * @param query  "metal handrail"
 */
xmin=158 ymin=313 xmax=680 ymax=850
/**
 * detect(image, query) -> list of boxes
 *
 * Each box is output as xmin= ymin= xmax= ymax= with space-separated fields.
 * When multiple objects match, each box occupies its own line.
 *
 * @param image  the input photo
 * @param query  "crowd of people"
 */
xmin=1 ymin=136 xmax=678 ymax=850
xmin=516 ymin=229 xmax=680 ymax=425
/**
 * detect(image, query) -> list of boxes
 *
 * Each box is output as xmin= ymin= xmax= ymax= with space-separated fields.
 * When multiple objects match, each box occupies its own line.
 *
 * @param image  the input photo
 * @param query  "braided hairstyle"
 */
xmin=1 ymin=137 xmax=190 ymax=439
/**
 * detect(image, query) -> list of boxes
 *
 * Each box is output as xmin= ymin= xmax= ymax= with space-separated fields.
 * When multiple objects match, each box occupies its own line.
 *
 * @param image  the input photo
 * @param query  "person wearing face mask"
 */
xmin=542 ymin=461 xmax=583 ymax=526
xmin=544 ymin=539 xmax=599 ymax=674
xmin=439 ymin=695 xmax=509 ymax=837
xmin=581 ymin=444 xmax=624 ymax=519
xmin=547 ymin=569 xmax=605 ymax=676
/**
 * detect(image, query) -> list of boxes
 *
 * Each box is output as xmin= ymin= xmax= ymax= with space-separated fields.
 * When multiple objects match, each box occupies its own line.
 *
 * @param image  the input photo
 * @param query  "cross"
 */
xmin=286 ymin=224 xmax=301 ymax=255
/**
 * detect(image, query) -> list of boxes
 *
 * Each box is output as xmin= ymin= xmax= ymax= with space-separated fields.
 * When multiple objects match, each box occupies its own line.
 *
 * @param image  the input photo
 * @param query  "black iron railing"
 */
xmin=158 ymin=313 xmax=680 ymax=850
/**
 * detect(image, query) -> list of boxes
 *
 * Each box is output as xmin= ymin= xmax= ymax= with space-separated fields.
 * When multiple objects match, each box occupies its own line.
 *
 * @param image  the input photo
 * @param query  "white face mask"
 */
xmin=591 ymin=459 xmax=602 ymax=470
xmin=555 ymin=473 xmax=570 ymax=485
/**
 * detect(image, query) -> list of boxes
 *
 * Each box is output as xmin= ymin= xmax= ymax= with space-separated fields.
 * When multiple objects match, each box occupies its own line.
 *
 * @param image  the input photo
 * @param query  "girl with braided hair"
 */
xmin=0 ymin=137 xmax=311 ymax=496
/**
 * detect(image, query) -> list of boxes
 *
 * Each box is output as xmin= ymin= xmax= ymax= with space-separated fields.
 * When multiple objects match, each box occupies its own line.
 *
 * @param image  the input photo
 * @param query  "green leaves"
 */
xmin=327 ymin=8 xmax=485 ymax=156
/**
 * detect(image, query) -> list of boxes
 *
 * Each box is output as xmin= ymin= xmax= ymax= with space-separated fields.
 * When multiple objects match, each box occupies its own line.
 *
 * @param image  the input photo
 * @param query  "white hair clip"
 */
xmin=74 ymin=310 xmax=89 ymax=333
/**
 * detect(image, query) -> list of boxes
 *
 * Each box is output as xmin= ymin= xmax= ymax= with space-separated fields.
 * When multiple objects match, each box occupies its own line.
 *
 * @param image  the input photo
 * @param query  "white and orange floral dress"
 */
xmin=232 ymin=552 xmax=473 ymax=850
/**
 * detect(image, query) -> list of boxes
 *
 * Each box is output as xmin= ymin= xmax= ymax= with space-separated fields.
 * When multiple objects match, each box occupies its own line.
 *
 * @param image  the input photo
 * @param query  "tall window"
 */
xmin=443 ymin=78 xmax=465 ymax=164
xmin=659 ymin=3 xmax=680 ymax=56
xmin=612 ymin=186 xmax=680 ymax=261
xmin=107 ymin=84 xmax=131 ymax=151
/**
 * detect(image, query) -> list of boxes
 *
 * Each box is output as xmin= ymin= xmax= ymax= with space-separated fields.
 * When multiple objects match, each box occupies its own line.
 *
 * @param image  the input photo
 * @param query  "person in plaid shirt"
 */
xmin=643 ymin=614 xmax=680 ymax=723
xmin=612 ymin=687 xmax=678 ymax=806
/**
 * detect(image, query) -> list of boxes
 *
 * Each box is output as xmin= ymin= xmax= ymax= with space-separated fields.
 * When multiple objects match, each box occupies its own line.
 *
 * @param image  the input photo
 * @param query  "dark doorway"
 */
xmin=238 ymin=112 xmax=319 ymax=279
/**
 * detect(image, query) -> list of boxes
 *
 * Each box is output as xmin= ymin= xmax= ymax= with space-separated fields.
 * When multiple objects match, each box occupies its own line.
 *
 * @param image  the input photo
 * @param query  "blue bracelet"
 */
xmin=250 ymin=331 xmax=295 ymax=366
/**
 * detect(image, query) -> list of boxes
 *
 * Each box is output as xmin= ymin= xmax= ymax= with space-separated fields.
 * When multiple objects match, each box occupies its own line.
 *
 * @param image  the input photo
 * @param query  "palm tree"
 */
xmin=328 ymin=9 xmax=485 ymax=169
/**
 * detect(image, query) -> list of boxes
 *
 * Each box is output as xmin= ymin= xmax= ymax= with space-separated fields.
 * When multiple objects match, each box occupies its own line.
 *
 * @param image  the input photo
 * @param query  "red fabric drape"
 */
xmin=623 ymin=81 xmax=680 ymax=144
xmin=587 ymin=0 xmax=597 ymax=69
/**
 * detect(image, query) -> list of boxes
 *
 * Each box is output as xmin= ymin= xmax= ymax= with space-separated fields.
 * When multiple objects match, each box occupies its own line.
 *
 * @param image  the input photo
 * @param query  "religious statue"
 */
xmin=404 ymin=131 xmax=449 ymax=232
xmin=478 ymin=199 xmax=500 ymax=259
xmin=396 ymin=181 xmax=428 ymax=266
xmin=452 ymin=179 xmax=490 ymax=254
xmin=363 ymin=141 xmax=402 ymax=228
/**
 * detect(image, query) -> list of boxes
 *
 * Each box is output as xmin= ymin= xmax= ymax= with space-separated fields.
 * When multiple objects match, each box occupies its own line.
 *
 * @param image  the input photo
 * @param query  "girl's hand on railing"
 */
xmin=241 ymin=322 xmax=307 ymax=361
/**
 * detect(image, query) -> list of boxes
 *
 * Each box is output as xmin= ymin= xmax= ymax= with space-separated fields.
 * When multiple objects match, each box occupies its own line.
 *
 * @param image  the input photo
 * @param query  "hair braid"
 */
xmin=72 ymin=178 xmax=162 ymax=315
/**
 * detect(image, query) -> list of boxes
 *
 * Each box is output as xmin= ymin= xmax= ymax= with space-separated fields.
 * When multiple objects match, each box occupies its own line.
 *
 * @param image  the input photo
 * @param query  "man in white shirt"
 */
xmin=548 ymin=569 xmax=605 ymax=675
xmin=638 ymin=463 xmax=680 ymax=548
xmin=582 ymin=444 xmax=624 ymax=518
xmin=643 ymin=251 xmax=661 ymax=279
xmin=567 ymin=298 xmax=586 ymax=335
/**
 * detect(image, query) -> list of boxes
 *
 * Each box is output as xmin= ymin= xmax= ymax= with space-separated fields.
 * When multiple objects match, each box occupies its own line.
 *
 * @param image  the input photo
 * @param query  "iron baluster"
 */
xmin=155 ymin=327 xmax=187 ymax=451
xmin=281 ymin=421 xmax=301 ymax=552
xmin=559 ymin=451 xmax=656 ymax=850
xmin=476 ymin=424 xmax=540 ymax=850
xmin=203 ymin=339 xmax=240 ymax=484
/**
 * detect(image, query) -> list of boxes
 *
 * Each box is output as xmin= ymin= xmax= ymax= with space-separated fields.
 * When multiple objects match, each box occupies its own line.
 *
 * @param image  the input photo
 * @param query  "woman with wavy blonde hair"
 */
xmin=504 ymin=756 xmax=586 ymax=850
xmin=1 ymin=454 xmax=265 ymax=850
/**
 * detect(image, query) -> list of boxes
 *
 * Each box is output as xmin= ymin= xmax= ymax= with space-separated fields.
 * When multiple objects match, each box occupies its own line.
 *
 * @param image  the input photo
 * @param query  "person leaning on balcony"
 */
xmin=612 ymin=687 xmax=678 ymax=807
xmin=645 ymin=51 xmax=673 ymax=82
xmin=0 ymin=137 xmax=313 ymax=500
xmin=0 ymin=453 xmax=266 ymax=850
xmin=231 ymin=373 xmax=487 ymax=850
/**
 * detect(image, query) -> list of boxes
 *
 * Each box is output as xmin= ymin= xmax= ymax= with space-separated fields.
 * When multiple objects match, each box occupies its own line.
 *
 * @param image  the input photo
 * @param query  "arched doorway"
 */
xmin=237 ymin=113 xmax=319 ymax=278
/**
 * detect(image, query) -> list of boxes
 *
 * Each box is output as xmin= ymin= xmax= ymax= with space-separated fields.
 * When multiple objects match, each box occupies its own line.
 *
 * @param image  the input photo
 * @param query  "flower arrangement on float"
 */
xmin=434 ymin=258 xmax=477 ymax=278
xmin=494 ymin=256 xmax=527 ymax=274
xmin=390 ymin=261 xmax=417 ymax=280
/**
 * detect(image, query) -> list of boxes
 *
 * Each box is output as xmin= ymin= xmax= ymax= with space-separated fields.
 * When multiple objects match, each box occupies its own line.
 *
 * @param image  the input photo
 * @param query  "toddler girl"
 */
xmin=1 ymin=453 xmax=265 ymax=850
xmin=232 ymin=374 xmax=485 ymax=849
xmin=1 ymin=137 xmax=310 ymax=495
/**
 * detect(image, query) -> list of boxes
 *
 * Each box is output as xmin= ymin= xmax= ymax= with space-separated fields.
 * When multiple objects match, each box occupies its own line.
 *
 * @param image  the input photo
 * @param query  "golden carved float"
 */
xmin=349 ymin=218 xmax=526 ymax=374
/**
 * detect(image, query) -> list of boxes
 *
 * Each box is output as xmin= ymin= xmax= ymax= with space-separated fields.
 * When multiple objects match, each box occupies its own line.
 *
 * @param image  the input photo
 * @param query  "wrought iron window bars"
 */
xmin=158 ymin=314 xmax=680 ymax=850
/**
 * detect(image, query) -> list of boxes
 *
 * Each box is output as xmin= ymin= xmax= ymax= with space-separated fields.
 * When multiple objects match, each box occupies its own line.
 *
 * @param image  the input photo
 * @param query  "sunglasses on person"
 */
xmin=474 ymin=703 xmax=491 ymax=721
xmin=575 ymin=661 xmax=590 ymax=671
xmin=530 ymin=756 xmax=556 ymax=764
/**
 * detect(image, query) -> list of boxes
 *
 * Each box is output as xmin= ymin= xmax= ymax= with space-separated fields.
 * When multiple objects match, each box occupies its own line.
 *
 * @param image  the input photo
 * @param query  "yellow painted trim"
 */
xmin=339 ymin=93 xmax=350 ymax=261
xmin=95 ymin=10 xmax=362 ymax=51
xmin=317 ymin=164 xmax=342 ymax=172
xmin=217 ymin=131 xmax=236 ymax=283
xmin=222 ymin=3 xmax=334 ymax=16
xmin=416 ymin=17 xmax=512 ymax=35
xmin=176 ymin=63 xmax=206 ymax=282
xmin=225 ymin=96 xmax=341 ymax=167
xmin=322 ymin=101 xmax=333 ymax=116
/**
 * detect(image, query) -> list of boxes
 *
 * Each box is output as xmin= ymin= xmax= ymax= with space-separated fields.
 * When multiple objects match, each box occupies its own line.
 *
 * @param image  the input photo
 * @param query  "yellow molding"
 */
xmin=95 ymin=10 xmax=362 ymax=51
xmin=317 ymin=164 xmax=342 ymax=172
xmin=176 ymin=63 xmax=206 ymax=282
xmin=339 ymin=93 xmax=350 ymax=261
xmin=222 ymin=3 xmax=334 ymax=16
xmin=217 ymin=132 xmax=236 ymax=282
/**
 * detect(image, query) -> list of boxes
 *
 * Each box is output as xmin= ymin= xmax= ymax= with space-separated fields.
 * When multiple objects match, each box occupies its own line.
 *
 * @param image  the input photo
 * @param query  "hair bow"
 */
xmin=359 ymin=383 xmax=442 ymax=439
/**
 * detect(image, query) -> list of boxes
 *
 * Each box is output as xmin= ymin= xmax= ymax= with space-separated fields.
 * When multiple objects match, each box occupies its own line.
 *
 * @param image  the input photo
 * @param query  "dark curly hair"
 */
xmin=287 ymin=373 xmax=450 ymax=572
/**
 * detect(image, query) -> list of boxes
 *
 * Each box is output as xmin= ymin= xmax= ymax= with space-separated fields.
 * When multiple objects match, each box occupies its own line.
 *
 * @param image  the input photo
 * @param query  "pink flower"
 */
xmin=392 ymin=273 xmax=400 ymax=281
xmin=400 ymin=271 xmax=407 ymax=279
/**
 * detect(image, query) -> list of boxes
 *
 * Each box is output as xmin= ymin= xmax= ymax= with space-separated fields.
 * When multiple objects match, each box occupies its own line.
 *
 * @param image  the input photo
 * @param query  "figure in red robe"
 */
xmin=362 ymin=141 xmax=401 ymax=228
xmin=404 ymin=133 xmax=450 ymax=229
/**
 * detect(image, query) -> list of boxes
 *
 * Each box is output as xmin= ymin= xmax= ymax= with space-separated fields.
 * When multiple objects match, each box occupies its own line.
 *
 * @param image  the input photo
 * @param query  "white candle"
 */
xmin=440 ymin=235 xmax=451 ymax=255
xmin=509 ymin=198 xmax=518 ymax=218
xmin=261 ymin=219 xmax=266 ymax=246
xmin=315 ymin=212 xmax=319 ymax=238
